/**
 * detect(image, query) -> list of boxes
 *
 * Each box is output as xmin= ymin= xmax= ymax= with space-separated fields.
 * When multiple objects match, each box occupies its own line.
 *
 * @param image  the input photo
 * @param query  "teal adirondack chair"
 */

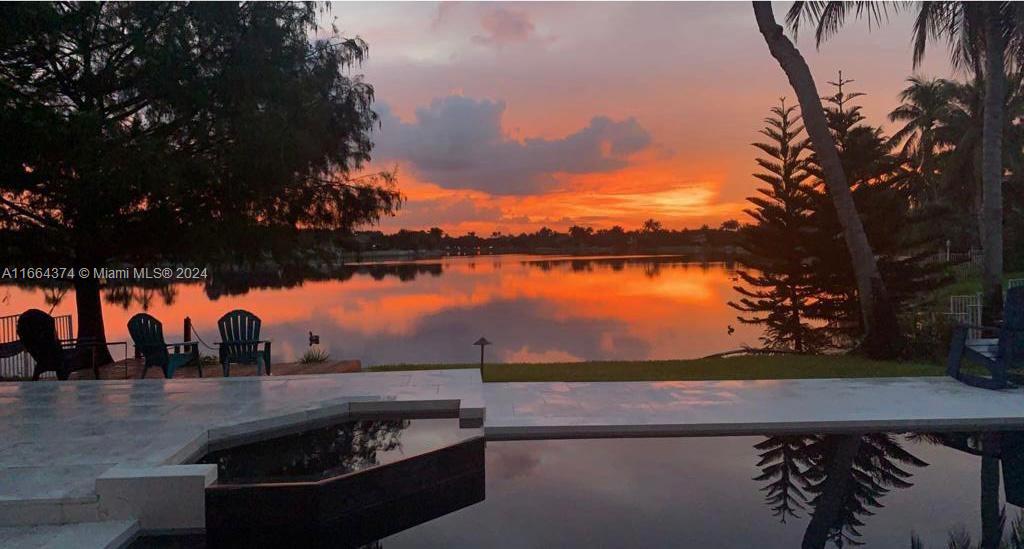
xmin=128 ymin=313 xmax=201 ymax=379
xmin=217 ymin=310 xmax=272 ymax=376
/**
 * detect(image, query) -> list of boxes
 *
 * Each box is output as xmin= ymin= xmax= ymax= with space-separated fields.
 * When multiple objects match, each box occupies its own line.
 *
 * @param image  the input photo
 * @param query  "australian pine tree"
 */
xmin=731 ymin=99 xmax=829 ymax=352
xmin=802 ymin=73 xmax=947 ymax=349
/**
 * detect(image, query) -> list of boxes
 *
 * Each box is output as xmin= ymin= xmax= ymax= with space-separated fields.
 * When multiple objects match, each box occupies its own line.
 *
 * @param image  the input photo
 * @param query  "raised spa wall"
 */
xmin=91 ymin=398 xmax=485 ymax=536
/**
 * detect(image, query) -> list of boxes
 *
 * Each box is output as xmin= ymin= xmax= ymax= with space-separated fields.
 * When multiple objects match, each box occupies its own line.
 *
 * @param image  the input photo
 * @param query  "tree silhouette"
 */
xmin=0 ymin=3 xmax=401 ymax=357
xmin=642 ymin=219 xmax=663 ymax=233
xmin=753 ymin=2 xmax=901 ymax=359
xmin=785 ymin=0 xmax=1021 ymax=330
xmin=801 ymin=75 xmax=946 ymax=348
xmin=888 ymin=76 xmax=955 ymax=205
xmin=754 ymin=433 xmax=928 ymax=548
xmin=731 ymin=99 xmax=828 ymax=352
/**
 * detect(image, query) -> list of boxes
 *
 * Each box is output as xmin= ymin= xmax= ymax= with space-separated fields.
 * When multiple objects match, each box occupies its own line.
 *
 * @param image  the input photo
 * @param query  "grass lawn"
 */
xmin=367 ymin=354 xmax=950 ymax=382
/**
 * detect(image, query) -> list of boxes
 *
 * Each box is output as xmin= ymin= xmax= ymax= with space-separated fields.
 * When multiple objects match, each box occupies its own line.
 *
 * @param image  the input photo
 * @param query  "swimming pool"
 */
xmin=133 ymin=422 xmax=1024 ymax=548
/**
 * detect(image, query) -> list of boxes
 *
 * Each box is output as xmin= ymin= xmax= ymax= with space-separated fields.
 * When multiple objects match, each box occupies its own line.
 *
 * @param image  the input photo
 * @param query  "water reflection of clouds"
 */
xmin=4 ymin=255 xmax=761 ymax=363
xmin=383 ymin=436 xmax=994 ymax=548
xmin=271 ymin=298 xmax=650 ymax=365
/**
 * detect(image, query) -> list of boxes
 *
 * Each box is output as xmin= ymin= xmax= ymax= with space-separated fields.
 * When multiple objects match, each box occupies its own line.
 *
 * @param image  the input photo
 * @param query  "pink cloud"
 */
xmin=472 ymin=8 xmax=536 ymax=47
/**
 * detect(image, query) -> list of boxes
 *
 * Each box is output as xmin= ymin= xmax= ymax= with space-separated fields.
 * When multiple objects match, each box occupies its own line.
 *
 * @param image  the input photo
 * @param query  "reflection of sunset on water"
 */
xmin=2 ymin=256 xmax=760 ymax=365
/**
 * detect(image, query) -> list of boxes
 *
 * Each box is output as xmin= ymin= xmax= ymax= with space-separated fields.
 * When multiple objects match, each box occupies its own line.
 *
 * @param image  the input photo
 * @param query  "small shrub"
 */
xmin=300 ymin=347 xmax=330 ymax=364
xmin=899 ymin=311 xmax=952 ymax=364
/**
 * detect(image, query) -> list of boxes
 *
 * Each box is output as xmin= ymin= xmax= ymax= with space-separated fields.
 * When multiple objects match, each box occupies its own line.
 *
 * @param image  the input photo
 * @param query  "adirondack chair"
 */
xmin=947 ymin=287 xmax=1024 ymax=389
xmin=16 ymin=309 xmax=100 ymax=380
xmin=217 ymin=310 xmax=272 ymax=376
xmin=128 ymin=313 xmax=201 ymax=379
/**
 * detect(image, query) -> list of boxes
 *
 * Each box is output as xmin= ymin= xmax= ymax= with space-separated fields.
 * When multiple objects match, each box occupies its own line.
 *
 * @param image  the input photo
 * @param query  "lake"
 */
xmin=1 ymin=255 xmax=762 ymax=365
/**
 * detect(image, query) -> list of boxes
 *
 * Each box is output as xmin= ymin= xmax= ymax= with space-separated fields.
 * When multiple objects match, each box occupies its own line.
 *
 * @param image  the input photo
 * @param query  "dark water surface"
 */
xmin=380 ymin=434 xmax=1014 ymax=548
xmin=138 ymin=425 xmax=1023 ymax=548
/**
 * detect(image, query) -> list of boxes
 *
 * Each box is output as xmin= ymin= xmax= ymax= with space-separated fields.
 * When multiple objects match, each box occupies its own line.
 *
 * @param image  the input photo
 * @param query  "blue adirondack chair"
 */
xmin=128 ymin=313 xmax=201 ymax=379
xmin=217 ymin=310 xmax=272 ymax=376
xmin=947 ymin=287 xmax=1024 ymax=389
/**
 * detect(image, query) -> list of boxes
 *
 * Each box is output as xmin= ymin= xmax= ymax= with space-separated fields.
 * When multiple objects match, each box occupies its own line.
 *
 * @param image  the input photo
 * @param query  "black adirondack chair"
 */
xmin=947 ymin=287 xmax=1024 ymax=389
xmin=217 ymin=310 xmax=272 ymax=376
xmin=16 ymin=309 xmax=100 ymax=380
xmin=128 ymin=313 xmax=201 ymax=379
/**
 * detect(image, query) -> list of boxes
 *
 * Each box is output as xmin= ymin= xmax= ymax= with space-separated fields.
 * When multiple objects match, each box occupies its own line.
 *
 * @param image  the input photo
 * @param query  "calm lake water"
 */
xmin=1 ymin=255 xmax=761 ymax=365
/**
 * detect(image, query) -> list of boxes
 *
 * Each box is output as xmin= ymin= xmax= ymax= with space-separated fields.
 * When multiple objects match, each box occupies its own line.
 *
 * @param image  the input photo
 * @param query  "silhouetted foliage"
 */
xmin=0 ymin=2 xmax=401 ymax=349
xmin=888 ymin=74 xmax=1024 ymax=258
xmin=731 ymin=100 xmax=830 ymax=352
xmin=754 ymin=433 xmax=927 ymax=547
xmin=346 ymin=223 xmax=740 ymax=256
xmin=203 ymin=418 xmax=409 ymax=482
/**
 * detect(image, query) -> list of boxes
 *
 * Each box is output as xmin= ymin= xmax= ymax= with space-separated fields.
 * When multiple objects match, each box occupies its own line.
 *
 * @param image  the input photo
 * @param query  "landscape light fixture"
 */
xmin=473 ymin=337 xmax=492 ymax=366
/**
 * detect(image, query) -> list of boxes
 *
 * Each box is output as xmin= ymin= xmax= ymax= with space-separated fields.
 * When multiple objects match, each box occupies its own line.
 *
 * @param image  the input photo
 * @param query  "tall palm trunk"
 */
xmin=981 ymin=6 xmax=1006 ymax=325
xmin=752 ymin=2 xmax=902 ymax=359
xmin=801 ymin=435 xmax=861 ymax=549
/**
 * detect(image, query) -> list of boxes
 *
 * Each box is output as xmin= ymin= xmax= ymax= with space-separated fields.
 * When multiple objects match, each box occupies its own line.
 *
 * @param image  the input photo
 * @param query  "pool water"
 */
xmin=200 ymin=417 xmax=471 ymax=484
xmin=382 ymin=433 xmax=1018 ymax=548
xmin=137 ymin=430 xmax=1024 ymax=548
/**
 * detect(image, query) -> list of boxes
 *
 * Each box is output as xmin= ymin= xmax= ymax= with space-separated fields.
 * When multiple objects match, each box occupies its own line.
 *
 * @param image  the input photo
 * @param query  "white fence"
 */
xmin=948 ymin=293 xmax=983 ymax=339
xmin=947 ymin=282 xmax=1023 ymax=339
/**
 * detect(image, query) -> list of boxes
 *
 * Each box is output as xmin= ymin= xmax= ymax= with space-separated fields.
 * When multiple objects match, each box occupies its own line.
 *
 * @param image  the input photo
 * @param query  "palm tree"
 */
xmin=642 ymin=218 xmax=663 ymax=233
xmin=929 ymin=75 xmax=1024 ymax=252
xmin=784 ymin=0 xmax=1017 ymax=324
xmin=888 ymin=76 xmax=955 ymax=204
xmin=752 ymin=2 xmax=903 ymax=359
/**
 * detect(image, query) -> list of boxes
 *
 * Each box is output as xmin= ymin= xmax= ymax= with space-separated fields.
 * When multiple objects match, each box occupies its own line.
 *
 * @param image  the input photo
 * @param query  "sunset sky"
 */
xmin=337 ymin=2 xmax=955 ymax=235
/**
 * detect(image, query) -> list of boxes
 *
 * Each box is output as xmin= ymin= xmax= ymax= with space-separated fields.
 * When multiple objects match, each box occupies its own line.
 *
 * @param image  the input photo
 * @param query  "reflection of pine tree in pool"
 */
xmin=208 ymin=418 xmax=410 ymax=482
xmin=754 ymin=434 xmax=927 ymax=547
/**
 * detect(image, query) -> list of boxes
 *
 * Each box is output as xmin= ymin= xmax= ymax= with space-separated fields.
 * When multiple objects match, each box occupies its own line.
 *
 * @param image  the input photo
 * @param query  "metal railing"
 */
xmin=948 ymin=294 xmax=983 ymax=339
xmin=939 ymin=247 xmax=983 ymax=280
xmin=0 ymin=313 xmax=73 ymax=379
xmin=947 ymin=283 xmax=1023 ymax=340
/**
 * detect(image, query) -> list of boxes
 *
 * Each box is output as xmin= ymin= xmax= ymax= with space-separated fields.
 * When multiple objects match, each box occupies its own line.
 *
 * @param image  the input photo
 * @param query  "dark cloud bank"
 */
xmin=373 ymin=95 xmax=652 ymax=195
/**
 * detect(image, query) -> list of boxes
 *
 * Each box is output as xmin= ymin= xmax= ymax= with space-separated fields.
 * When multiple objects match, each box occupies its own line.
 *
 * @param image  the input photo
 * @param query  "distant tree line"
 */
xmin=343 ymin=221 xmax=744 ymax=256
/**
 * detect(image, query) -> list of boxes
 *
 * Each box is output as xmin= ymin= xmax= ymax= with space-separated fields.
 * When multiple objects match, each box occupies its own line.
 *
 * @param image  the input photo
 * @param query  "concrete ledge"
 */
xmin=0 ymin=496 xmax=100 ymax=527
xmin=485 ymin=417 xmax=1024 ymax=440
xmin=0 ymin=520 xmax=138 ymax=549
xmin=96 ymin=465 xmax=217 ymax=532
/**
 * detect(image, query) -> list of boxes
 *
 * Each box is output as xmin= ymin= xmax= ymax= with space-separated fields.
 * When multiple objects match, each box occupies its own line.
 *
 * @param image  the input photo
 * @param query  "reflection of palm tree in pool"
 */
xmin=908 ymin=432 xmax=1024 ymax=549
xmin=754 ymin=433 xmax=928 ymax=548
xmin=909 ymin=507 xmax=1024 ymax=549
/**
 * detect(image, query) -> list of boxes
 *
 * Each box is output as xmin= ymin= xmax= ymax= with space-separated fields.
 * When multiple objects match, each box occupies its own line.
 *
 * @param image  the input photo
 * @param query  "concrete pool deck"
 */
xmin=2 ymin=370 xmax=1024 ymax=546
